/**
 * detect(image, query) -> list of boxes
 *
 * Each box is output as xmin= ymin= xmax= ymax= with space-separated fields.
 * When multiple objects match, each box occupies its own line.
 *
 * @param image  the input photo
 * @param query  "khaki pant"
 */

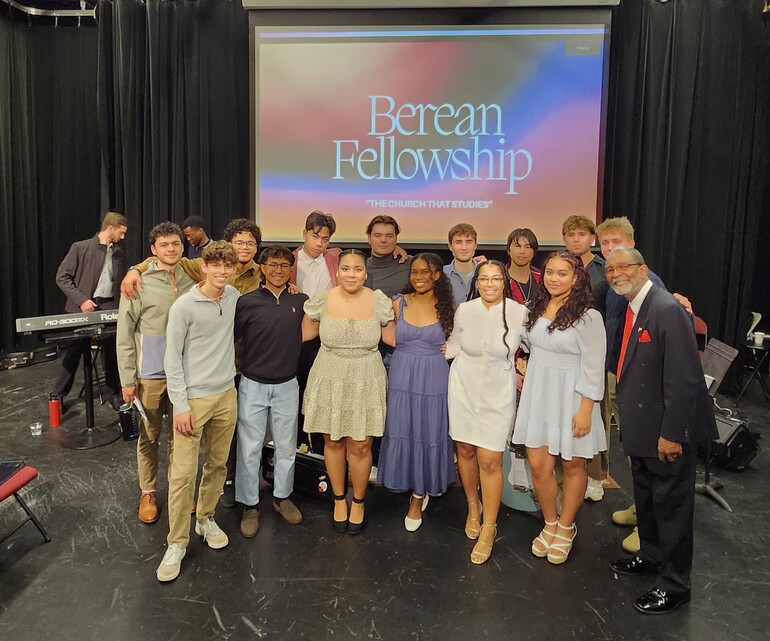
xmin=136 ymin=378 xmax=174 ymax=492
xmin=586 ymin=372 xmax=620 ymax=481
xmin=167 ymin=388 xmax=237 ymax=547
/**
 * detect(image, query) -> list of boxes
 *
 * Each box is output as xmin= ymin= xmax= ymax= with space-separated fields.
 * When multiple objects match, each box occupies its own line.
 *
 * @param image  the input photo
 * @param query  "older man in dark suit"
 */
xmin=606 ymin=247 xmax=716 ymax=615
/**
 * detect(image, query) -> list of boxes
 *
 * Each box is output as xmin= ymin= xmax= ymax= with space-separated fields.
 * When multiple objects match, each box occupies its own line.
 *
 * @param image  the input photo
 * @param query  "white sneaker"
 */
xmin=195 ymin=517 xmax=229 ymax=549
xmin=156 ymin=543 xmax=186 ymax=582
xmin=584 ymin=477 xmax=605 ymax=502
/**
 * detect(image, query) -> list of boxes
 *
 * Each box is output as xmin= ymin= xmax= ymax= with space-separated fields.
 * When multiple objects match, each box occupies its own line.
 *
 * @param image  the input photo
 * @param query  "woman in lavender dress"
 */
xmin=378 ymin=253 xmax=456 ymax=532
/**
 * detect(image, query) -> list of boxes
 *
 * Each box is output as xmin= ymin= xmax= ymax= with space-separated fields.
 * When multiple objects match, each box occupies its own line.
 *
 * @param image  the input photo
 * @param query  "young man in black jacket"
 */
xmin=52 ymin=212 xmax=128 ymax=409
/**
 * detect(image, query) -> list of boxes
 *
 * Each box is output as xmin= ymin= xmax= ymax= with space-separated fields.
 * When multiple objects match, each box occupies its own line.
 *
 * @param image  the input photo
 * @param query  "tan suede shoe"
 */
xmin=240 ymin=508 xmax=260 ymax=538
xmin=273 ymin=499 xmax=302 ymax=525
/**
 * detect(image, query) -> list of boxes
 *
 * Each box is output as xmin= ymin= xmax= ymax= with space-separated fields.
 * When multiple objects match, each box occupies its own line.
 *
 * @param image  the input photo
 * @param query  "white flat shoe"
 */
xmin=404 ymin=494 xmax=430 ymax=532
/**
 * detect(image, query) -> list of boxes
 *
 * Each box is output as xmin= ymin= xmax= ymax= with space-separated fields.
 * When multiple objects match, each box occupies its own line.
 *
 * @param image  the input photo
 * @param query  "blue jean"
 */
xmin=235 ymin=376 xmax=299 ymax=506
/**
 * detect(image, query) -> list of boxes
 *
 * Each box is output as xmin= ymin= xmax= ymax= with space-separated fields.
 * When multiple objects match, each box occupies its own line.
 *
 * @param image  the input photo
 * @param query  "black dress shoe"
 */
xmin=332 ymin=517 xmax=348 ymax=533
xmin=347 ymin=518 xmax=366 ymax=535
xmin=347 ymin=496 xmax=366 ymax=536
xmin=332 ymin=493 xmax=348 ymax=533
xmin=633 ymin=587 xmax=690 ymax=615
xmin=609 ymin=555 xmax=658 ymax=576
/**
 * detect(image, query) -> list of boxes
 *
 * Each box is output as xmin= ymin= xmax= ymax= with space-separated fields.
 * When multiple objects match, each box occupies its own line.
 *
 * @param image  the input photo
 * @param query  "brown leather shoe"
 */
xmin=240 ymin=508 xmax=260 ymax=538
xmin=273 ymin=498 xmax=302 ymax=524
xmin=138 ymin=492 xmax=159 ymax=524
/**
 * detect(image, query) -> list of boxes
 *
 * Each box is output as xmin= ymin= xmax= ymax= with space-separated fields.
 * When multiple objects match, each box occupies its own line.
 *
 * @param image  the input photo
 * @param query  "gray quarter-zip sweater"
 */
xmin=164 ymin=283 xmax=239 ymax=415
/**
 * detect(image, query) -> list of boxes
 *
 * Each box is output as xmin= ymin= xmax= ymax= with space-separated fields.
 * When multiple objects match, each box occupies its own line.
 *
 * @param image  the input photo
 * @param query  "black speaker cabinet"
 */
xmin=712 ymin=414 xmax=760 ymax=471
xmin=262 ymin=444 xmax=333 ymax=502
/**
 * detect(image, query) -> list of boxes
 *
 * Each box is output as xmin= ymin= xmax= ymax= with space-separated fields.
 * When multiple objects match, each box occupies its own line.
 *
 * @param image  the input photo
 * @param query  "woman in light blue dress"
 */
xmin=512 ymin=251 xmax=606 ymax=565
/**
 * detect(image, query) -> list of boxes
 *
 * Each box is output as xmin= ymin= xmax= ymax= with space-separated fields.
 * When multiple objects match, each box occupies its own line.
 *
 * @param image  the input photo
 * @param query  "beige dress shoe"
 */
xmin=622 ymin=527 xmax=640 ymax=554
xmin=612 ymin=503 xmax=637 ymax=526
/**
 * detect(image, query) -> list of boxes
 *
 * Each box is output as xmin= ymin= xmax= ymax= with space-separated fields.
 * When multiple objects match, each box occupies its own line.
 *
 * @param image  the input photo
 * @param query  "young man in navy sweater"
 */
xmin=233 ymin=246 xmax=310 ymax=538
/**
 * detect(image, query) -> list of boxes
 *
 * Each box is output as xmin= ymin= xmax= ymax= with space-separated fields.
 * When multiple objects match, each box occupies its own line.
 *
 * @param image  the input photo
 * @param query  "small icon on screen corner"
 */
xmin=565 ymin=41 xmax=601 ymax=56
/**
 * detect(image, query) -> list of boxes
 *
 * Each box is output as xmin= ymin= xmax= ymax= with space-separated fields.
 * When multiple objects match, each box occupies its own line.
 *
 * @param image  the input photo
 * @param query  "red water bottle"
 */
xmin=48 ymin=393 xmax=61 ymax=427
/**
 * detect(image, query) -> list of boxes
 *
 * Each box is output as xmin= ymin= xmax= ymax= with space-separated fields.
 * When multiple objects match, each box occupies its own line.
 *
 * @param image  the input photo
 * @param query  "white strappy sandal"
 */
xmin=547 ymin=521 xmax=577 ymax=565
xmin=531 ymin=518 xmax=558 ymax=558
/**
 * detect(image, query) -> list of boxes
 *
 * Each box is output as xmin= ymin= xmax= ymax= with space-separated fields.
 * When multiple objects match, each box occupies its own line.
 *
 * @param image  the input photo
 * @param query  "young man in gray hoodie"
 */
xmin=156 ymin=241 xmax=240 ymax=582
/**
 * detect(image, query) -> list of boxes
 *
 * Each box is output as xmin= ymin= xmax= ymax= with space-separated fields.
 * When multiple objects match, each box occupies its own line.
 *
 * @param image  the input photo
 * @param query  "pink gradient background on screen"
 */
xmin=257 ymin=38 xmax=603 ymax=244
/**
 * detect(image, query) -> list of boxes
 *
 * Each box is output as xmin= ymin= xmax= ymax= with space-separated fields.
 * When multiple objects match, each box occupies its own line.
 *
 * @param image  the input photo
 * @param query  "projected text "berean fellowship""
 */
xmin=333 ymin=96 xmax=533 ymax=195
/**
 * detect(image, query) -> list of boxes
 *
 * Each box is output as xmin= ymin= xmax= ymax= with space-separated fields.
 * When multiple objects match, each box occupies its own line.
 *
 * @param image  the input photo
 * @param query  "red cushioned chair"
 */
xmin=0 ymin=464 xmax=51 ymax=544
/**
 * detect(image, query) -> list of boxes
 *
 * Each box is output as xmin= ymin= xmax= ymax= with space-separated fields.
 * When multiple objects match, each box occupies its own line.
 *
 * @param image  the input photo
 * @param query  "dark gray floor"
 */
xmin=0 ymin=358 xmax=768 ymax=641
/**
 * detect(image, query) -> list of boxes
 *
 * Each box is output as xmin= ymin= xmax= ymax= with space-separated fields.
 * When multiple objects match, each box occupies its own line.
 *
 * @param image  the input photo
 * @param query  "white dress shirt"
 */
xmin=296 ymin=249 xmax=333 ymax=298
xmin=628 ymin=278 xmax=654 ymax=322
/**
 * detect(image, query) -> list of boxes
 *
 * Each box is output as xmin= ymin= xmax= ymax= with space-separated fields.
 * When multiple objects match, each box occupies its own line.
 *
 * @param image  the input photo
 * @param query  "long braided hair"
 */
xmin=467 ymin=260 xmax=515 ymax=370
xmin=525 ymin=251 xmax=592 ymax=333
xmin=401 ymin=253 xmax=455 ymax=338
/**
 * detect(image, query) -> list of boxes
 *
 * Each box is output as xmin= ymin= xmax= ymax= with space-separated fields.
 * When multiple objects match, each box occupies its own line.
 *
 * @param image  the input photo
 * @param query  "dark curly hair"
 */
xmin=401 ymin=253 xmax=454 ymax=338
xmin=467 ymin=260 xmax=516 ymax=369
xmin=525 ymin=251 xmax=592 ymax=333
xmin=149 ymin=222 xmax=183 ymax=246
xmin=222 ymin=218 xmax=262 ymax=248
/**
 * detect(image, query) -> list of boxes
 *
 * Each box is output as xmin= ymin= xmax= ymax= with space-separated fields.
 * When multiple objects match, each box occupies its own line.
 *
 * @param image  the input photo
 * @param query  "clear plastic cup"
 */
xmin=30 ymin=421 xmax=43 ymax=436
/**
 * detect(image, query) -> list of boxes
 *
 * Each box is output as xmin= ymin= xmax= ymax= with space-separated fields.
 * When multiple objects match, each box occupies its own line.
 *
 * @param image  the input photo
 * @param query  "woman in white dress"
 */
xmin=446 ymin=261 xmax=527 ymax=564
xmin=512 ymin=251 xmax=606 ymax=565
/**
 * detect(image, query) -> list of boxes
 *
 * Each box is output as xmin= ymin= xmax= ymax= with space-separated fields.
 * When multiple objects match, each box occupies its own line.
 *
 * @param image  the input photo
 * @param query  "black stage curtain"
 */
xmin=605 ymin=0 xmax=770 ymax=349
xmin=97 ymin=0 xmax=250 ymax=267
xmin=0 ymin=18 xmax=101 ymax=349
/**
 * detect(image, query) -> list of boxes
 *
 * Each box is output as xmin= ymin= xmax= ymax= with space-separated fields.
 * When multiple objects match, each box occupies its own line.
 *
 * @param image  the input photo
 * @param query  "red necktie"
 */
xmin=616 ymin=306 xmax=634 ymax=380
